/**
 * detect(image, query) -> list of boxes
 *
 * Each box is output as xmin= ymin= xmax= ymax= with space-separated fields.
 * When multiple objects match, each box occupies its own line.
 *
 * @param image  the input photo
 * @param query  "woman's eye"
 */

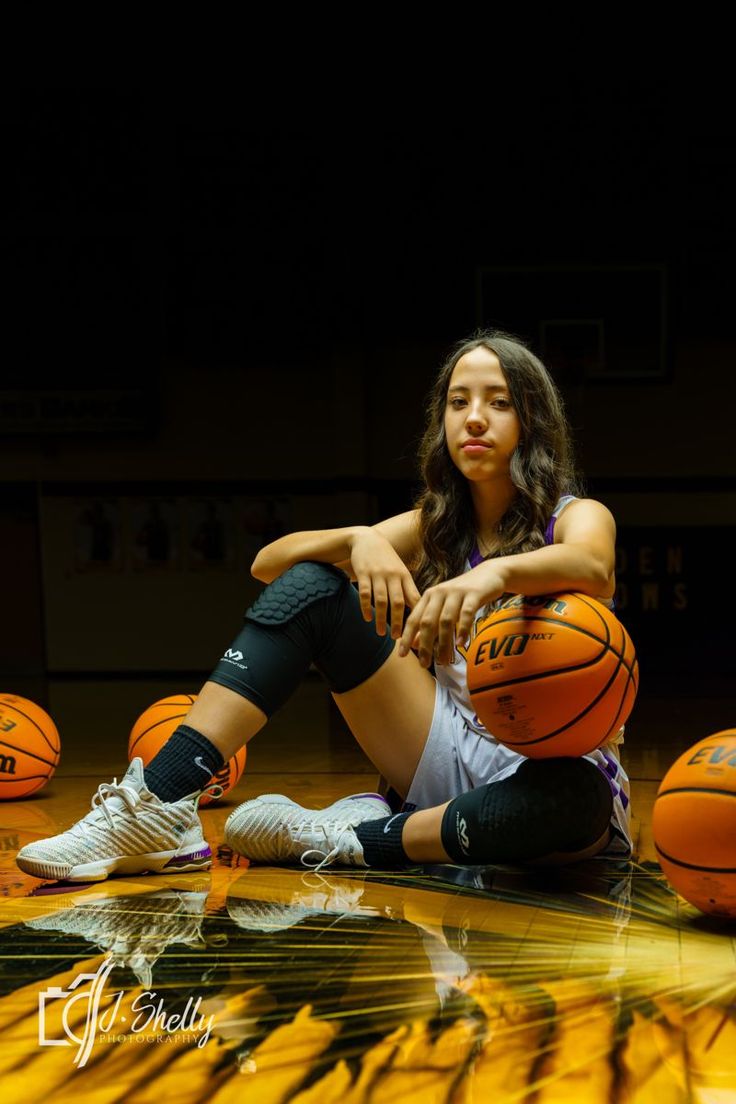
xmin=449 ymin=398 xmax=466 ymax=409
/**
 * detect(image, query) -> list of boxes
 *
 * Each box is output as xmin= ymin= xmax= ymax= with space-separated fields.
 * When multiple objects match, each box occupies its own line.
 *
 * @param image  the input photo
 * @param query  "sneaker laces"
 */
xmin=291 ymin=819 xmax=359 ymax=873
xmin=196 ymin=781 xmax=225 ymax=808
xmin=68 ymin=779 xmax=143 ymax=838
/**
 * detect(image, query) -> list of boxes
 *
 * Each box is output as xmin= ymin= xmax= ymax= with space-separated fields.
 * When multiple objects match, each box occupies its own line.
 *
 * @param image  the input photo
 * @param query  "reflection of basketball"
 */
xmin=653 ymin=730 xmax=736 ymax=918
xmin=465 ymin=592 xmax=638 ymax=758
xmin=0 ymin=694 xmax=61 ymax=799
xmin=128 ymin=694 xmax=246 ymax=805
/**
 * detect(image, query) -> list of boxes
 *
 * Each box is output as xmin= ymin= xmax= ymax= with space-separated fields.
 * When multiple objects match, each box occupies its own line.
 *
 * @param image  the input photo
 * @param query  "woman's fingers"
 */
xmin=455 ymin=596 xmax=481 ymax=649
xmin=403 ymin=575 xmax=422 ymax=610
xmin=372 ymin=578 xmax=389 ymax=635
xmin=398 ymin=594 xmax=424 ymax=657
xmin=358 ymin=570 xmax=419 ymax=639
xmin=436 ymin=594 xmax=463 ymax=665
xmin=400 ymin=590 xmax=441 ymax=661
xmin=398 ymin=586 xmax=484 ymax=665
xmin=418 ymin=594 xmax=445 ymax=666
xmin=357 ymin=575 xmax=375 ymax=622
xmin=388 ymin=579 xmax=406 ymax=639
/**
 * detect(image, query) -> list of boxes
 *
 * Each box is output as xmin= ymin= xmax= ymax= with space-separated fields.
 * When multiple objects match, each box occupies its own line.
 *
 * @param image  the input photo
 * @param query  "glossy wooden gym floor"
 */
xmin=1 ymin=678 xmax=735 ymax=1103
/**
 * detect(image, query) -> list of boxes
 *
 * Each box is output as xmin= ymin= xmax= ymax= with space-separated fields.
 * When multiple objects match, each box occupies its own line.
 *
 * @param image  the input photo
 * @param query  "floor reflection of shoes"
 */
xmin=16 ymin=758 xmax=212 ymax=883
xmin=226 ymin=869 xmax=384 ymax=933
xmin=24 ymin=885 xmax=211 ymax=988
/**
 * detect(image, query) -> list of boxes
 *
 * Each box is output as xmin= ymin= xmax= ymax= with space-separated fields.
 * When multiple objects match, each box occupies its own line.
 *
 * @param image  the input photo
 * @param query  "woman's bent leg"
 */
xmin=331 ymin=646 xmax=436 ymax=798
xmin=148 ymin=561 xmax=436 ymax=800
xmin=180 ymin=682 xmax=268 ymax=760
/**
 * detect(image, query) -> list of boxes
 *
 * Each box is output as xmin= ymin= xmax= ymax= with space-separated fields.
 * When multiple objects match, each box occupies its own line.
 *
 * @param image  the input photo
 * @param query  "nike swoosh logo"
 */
xmin=383 ymin=814 xmax=402 ymax=834
xmin=194 ymin=756 xmax=214 ymax=778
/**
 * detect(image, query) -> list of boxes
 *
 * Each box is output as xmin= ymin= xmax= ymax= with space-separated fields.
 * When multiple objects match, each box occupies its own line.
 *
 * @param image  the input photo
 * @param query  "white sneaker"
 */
xmin=224 ymin=792 xmax=391 ymax=871
xmin=16 ymin=758 xmax=212 ymax=883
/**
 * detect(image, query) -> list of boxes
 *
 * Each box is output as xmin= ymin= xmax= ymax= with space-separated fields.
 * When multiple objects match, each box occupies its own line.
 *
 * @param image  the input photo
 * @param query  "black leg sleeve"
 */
xmin=440 ymin=758 xmax=614 ymax=865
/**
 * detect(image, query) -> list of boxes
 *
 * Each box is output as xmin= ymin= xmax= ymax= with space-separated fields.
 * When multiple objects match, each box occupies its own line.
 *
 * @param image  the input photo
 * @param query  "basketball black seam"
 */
xmin=470 ymin=651 xmax=612 ymax=697
xmin=599 ymin=626 xmax=638 ymax=744
xmin=655 ymin=843 xmax=736 ymax=874
xmin=562 ymin=593 xmax=612 ymax=647
xmin=475 ymin=612 xmax=613 ymax=651
xmin=0 ymin=772 xmax=51 ymax=782
xmin=129 ymin=713 xmax=187 ymax=756
xmin=0 ymin=703 xmax=59 ymax=756
xmin=490 ymin=643 xmax=627 ymax=747
xmin=534 ymin=642 xmax=629 ymax=745
xmin=472 ymin=627 xmax=640 ymax=684
xmin=0 ymin=740 xmax=57 ymax=769
xmin=471 ymin=636 xmax=635 ymax=747
xmin=657 ymin=787 xmax=736 ymax=798
xmin=147 ymin=700 xmax=196 ymax=708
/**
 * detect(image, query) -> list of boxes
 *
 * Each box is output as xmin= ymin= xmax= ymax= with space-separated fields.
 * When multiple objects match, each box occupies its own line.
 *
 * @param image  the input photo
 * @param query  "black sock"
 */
xmin=354 ymin=812 xmax=414 ymax=868
xmin=142 ymin=724 xmax=225 ymax=802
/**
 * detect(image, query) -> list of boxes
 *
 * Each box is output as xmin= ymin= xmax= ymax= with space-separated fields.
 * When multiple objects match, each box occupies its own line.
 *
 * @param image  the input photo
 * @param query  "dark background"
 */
xmin=1 ymin=84 xmax=734 ymax=740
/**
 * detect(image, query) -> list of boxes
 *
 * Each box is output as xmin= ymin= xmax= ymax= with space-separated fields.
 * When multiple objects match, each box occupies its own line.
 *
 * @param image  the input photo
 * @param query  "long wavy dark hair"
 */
xmin=413 ymin=329 xmax=584 ymax=591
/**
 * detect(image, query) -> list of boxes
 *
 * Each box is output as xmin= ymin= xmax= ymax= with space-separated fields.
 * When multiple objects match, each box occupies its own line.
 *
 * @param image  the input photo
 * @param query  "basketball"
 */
xmin=128 ymin=694 xmax=247 ymax=806
xmin=465 ymin=592 xmax=638 ymax=758
xmin=0 ymin=694 xmax=61 ymax=799
xmin=652 ymin=730 xmax=736 ymax=918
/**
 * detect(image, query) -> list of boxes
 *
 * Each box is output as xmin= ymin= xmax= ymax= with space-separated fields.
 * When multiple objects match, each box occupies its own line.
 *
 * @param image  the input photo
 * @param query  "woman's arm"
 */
xmin=399 ymin=498 xmax=617 ymax=667
xmin=251 ymin=526 xmax=368 ymax=584
xmin=251 ymin=509 xmax=422 ymax=639
xmin=251 ymin=511 xmax=421 ymax=577
xmin=491 ymin=499 xmax=616 ymax=600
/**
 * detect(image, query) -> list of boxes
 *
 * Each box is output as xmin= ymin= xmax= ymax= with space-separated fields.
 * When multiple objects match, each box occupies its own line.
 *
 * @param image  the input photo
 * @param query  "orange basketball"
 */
xmin=652 ymin=730 xmax=736 ymax=918
xmin=465 ymin=592 xmax=638 ymax=757
xmin=128 ymin=694 xmax=246 ymax=805
xmin=0 ymin=693 xmax=61 ymax=799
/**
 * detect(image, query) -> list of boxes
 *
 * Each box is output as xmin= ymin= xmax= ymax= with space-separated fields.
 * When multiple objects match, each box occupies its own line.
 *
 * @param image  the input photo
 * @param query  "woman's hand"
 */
xmin=398 ymin=563 xmax=507 ymax=668
xmin=349 ymin=528 xmax=422 ymax=638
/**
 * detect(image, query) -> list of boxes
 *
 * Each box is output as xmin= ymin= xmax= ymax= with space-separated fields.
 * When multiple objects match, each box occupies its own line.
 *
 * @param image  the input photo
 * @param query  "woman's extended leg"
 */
xmin=226 ymin=742 xmax=616 ymax=871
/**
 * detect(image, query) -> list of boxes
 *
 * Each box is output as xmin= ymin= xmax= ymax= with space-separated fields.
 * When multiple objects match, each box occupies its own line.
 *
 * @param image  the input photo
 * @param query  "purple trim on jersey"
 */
xmin=599 ymin=749 xmax=619 ymax=779
xmin=471 ymin=509 xmax=559 ymax=565
xmin=594 ymin=749 xmax=629 ymax=808
xmin=468 ymin=544 xmax=485 ymax=569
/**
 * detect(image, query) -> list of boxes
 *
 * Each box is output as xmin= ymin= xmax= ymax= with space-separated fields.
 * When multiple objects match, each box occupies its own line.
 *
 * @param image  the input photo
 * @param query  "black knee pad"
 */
xmin=440 ymin=757 xmax=614 ymax=866
xmin=245 ymin=561 xmax=347 ymax=625
xmin=208 ymin=561 xmax=395 ymax=716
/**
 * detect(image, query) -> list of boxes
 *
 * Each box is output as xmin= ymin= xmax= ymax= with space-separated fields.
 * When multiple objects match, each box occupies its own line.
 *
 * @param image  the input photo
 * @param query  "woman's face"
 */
xmin=443 ymin=346 xmax=522 ymax=483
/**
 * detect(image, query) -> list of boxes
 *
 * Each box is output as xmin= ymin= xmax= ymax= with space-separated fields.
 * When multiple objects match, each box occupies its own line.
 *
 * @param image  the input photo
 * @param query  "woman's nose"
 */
xmin=465 ymin=403 xmax=487 ymax=430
